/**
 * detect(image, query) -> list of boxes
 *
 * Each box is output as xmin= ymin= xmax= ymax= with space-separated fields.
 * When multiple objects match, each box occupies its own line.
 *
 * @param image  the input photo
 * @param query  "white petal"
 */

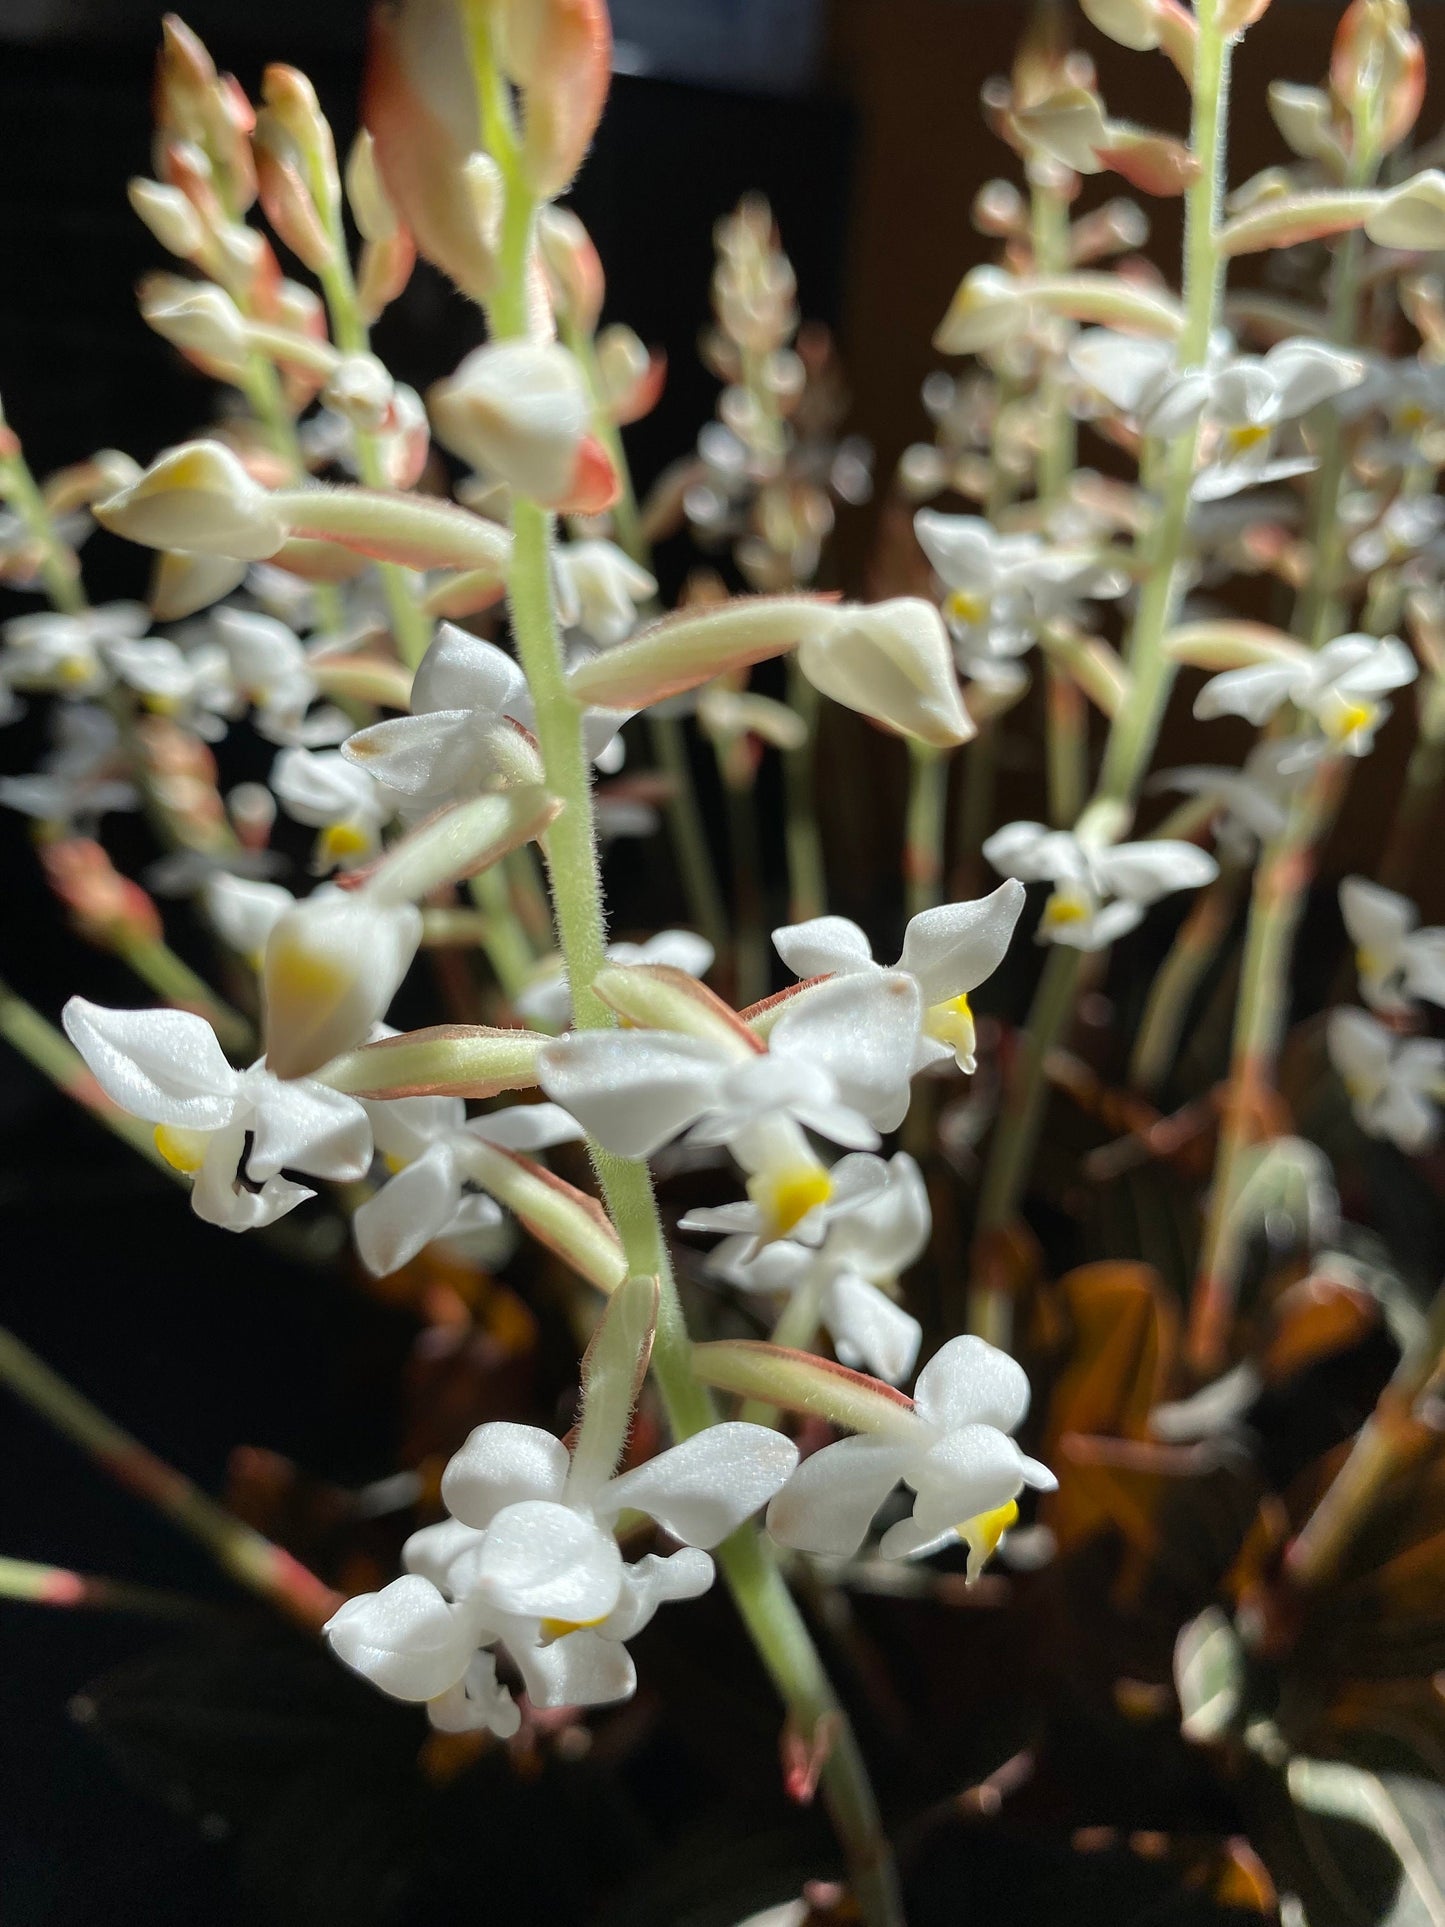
xmin=441 ymin=1421 xmax=571 ymax=1527
xmin=61 ymin=998 xmax=238 ymax=1128
xmin=981 ymin=820 xmax=1062 ymax=882
xmin=1193 ymin=662 xmax=1305 ymax=725
xmin=636 ymin=930 xmax=715 ymax=978
xmin=1339 ymin=877 xmax=1413 ymax=955
xmin=427 ymin=1650 xmax=521 ymax=1737
xmin=822 ymin=1272 xmax=923 ymax=1384
xmin=909 ymin=1424 xmax=1036 ymax=1539
xmin=538 ymin=1030 xmax=726 ymax=1158
xmin=244 ymin=1072 xmax=373 ymax=1180
xmin=467 ymin=1101 xmax=585 ymax=1152
xmin=1069 ymin=331 xmax=1177 ymax=417
xmin=826 ymin=1151 xmax=931 ymax=1277
xmin=1094 ymin=840 xmax=1218 ymax=904
xmin=342 ymin=709 xmax=484 ymax=800
xmin=913 ymin=1334 xmax=1030 ymax=1433
xmin=353 ymin=1141 xmax=462 ymax=1275
xmin=514 ymin=1626 xmax=636 ymax=1709
xmin=604 ymin=1423 xmax=799 ymax=1548
xmin=912 ymin=510 xmax=1001 ymax=589
xmin=470 ymin=1499 xmax=623 ymax=1620
xmin=799 ymin=599 xmax=973 ymax=748
xmin=770 ymin=969 xmax=924 ymax=1134
xmin=1262 ymin=339 xmax=1363 ymax=417
xmin=263 ymin=893 xmax=421 ymax=1080
xmin=772 ymin=915 xmax=876 ymax=981
xmin=765 ymin=1435 xmax=912 ymax=1556
xmin=204 ymin=874 xmax=294 ymax=959
xmin=403 ymin=1516 xmax=485 ymax=1592
xmin=1327 ymin=1005 xmax=1393 ymax=1089
xmin=324 ymin=1575 xmax=475 ymax=1702
xmin=597 ymin=1547 xmax=715 ymax=1642
xmin=896 ymin=878 xmax=1026 ymax=1004
xmin=412 ymin=622 xmax=529 ymax=719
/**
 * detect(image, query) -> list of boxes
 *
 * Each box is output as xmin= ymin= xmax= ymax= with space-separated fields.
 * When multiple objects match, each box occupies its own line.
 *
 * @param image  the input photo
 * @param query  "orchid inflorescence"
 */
xmin=6 ymin=0 xmax=1445 ymax=1920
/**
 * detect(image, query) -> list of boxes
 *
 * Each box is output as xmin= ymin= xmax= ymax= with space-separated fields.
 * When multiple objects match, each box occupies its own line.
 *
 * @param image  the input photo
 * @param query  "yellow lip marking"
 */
xmin=957 ymin=1498 xmax=1019 ymax=1583
xmin=269 ymin=935 xmax=351 ymax=1003
xmin=153 ymin=1123 xmax=210 ymax=1174
xmin=945 ymin=589 xmax=990 ymax=628
xmin=318 ymin=820 xmax=371 ymax=866
xmin=56 ymin=655 xmax=94 ymax=688
xmin=1041 ymin=890 xmax=1089 ymax=930
xmin=749 ymin=1165 xmax=834 ymax=1238
xmin=1321 ymin=697 xmax=1377 ymax=744
xmin=540 ymin=1613 xmax=608 ymax=1641
xmin=926 ymin=991 xmax=975 ymax=1056
xmin=1225 ymin=420 xmax=1271 ymax=454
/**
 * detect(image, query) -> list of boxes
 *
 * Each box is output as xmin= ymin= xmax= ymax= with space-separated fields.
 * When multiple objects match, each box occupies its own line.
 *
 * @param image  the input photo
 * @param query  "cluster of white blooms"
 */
xmin=1329 ymin=880 xmax=1445 ymax=1152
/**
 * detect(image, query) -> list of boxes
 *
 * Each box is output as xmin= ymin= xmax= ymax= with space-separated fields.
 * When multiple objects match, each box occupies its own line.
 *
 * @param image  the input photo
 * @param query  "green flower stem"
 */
xmin=1186 ymin=759 xmax=1345 ymax=1376
xmin=971 ymin=0 xmax=1233 ymax=1328
xmin=1380 ymin=676 xmax=1445 ymax=894
xmin=0 ymin=1325 xmax=340 ymax=1631
xmin=236 ymin=353 xmax=347 ymax=636
xmin=472 ymin=22 xmax=899 ymax=1913
xmin=782 ymin=651 xmax=829 ymax=925
xmin=114 ymin=932 xmax=254 ymax=1058
xmin=721 ymin=758 xmax=769 ymax=1006
xmin=1129 ymin=860 xmax=1248 ymax=1096
xmin=0 ymin=1553 xmax=205 ymax=1621
xmin=0 ymin=977 xmax=175 ymax=1172
xmin=904 ymin=740 xmax=948 ymax=918
xmin=0 ymin=435 xmax=86 ymax=616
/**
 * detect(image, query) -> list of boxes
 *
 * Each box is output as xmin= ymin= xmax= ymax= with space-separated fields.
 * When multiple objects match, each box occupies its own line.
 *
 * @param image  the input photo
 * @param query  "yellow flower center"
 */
xmin=56 ymin=654 xmax=93 ymax=688
xmin=957 ymin=1498 xmax=1019 ymax=1582
xmin=1356 ymin=946 xmax=1386 ymax=983
xmin=1225 ymin=420 xmax=1271 ymax=455
xmin=540 ymin=1613 xmax=608 ymax=1641
xmin=1041 ymin=889 xmax=1090 ymax=930
xmin=1320 ymin=696 xmax=1378 ymax=744
xmin=747 ymin=1164 xmax=834 ymax=1238
xmin=143 ymin=692 xmax=183 ymax=718
xmin=267 ymin=933 xmax=352 ymax=1003
xmin=318 ymin=820 xmax=371 ymax=866
xmin=944 ymin=588 xmax=990 ymax=628
xmin=925 ymin=991 xmax=975 ymax=1058
xmin=153 ymin=1123 xmax=211 ymax=1174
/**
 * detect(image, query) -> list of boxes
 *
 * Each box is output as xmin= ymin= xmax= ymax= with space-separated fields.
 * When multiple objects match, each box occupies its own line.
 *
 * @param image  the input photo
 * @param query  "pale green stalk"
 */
xmin=0 ymin=431 xmax=85 ymax=615
xmin=1129 ymin=860 xmax=1247 ymax=1096
xmin=469 ymin=23 xmax=900 ymax=1917
xmin=970 ymin=1 xmax=1233 ymax=1340
xmin=904 ymin=741 xmax=947 ymax=917
xmin=783 ymin=655 xmax=828 ymax=922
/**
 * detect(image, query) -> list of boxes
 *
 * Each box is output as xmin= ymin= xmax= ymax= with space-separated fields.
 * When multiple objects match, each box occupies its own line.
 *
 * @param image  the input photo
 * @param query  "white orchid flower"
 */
xmin=983 ymin=822 xmax=1217 ymax=949
xmin=262 ymin=888 xmax=423 ymax=1079
xmin=767 ymin=1334 xmax=1055 ymax=1570
xmin=342 ymin=623 xmax=626 ymax=815
xmin=1153 ymin=740 xmax=1303 ymax=864
xmin=555 ymin=540 xmax=657 ymax=648
xmin=328 ymin=1412 xmax=797 ymax=1731
xmin=0 ymin=504 xmax=91 ymax=595
xmin=1339 ymin=878 xmax=1445 ymax=1016
xmin=1347 ymin=494 xmax=1445 ymax=574
xmin=701 ymin=1152 xmax=929 ymax=1383
xmin=540 ymin=971 xmax=925 ymax=1242
xmin=1191 ymin=342 xmax=1363 ymax=501
xmin=517 ymin=930 xmax=715 ymax=1031
xmin=60 ymin=998 xmax=372 ymax=1229
xmin=1328 ymin=1006 xmax=1445 ymax=1153
xmin=271 ymin=745 xmax=400 ymax=870
xmin=203 ymin=872 xmax=299 ymax=967
xmin=772 ymin=878 xmax=1026 ymax=1077
xmin=354 ymin=1098 xmax=585 ymax=1277
xmin=104 ymin=634 xmax=240 ymax=742
xmin=0 ymin=705 xmax=138 ymax=829
xmin=0 ymin=600 xmax=150 ymax=702
xmin=914 ymin=510 xmax=1126 ymax=683
xmin=1069 ymin=329 xmax=1222 ymax=439
xmin=1194 ymin=633 xmax=1417 ymax=759
xmin=209 ymin=606 xmax=348 ymax=747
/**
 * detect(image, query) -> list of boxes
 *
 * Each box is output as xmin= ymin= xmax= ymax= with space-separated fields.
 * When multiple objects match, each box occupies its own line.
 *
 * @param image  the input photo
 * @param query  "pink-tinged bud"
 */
xmin=1332 ymin=0 xmax=1425 ymax=156
xmin=363 ymin=0 xmax=496 ymax=303
xmin=323 ymin=353 xmax=396 ymax=432
xmin=973 ymin=179 xmax=1027 ymax=238
xmin=537 ymin=205 xmax=606 ymax=333
xmin=492 ymin=0 xmax=612 ymax=200
xmin=139 ymin=274 xmax=251 ymax=382
xmin=261 ymin=66 xmax=340 ymax=218
xmin=1095 ymin=129 xmax=1200 ymax=197
xmin=128 ymin=178 xmax=206 ymax=260
xmin=95 ymin=440 xmax=287 ymax=560
xmin=356 ymin=228 xmax=418 ymax=322
xmin=149 ymin=550 xmax=248 ymax=621
xmin=593 ymin=323 xmax=666 ymax=425
xmin=155 ymin=15 xmax=217 ymax=145
xmin=253 ymin=123 xmax=337 ymax=274
xmin=43 ymin=841 xmax=164 ymax=949
xmin=1366 ymin=171 xmax=1445 ymax=250
xmin=1080 ymin=0 xmax=1160 ymax=50
xmin=344 ymin=129 xmax=398 ymax=241
xmin=566 ymin=594 xmax=840 ymax=710
xmin=1268 ymin=84 xmax=1347 ymax=171
xmin=160 ymin=138 xmax=225 ymax=233
xmin=429 ymin=339 xmax=597 ymax=506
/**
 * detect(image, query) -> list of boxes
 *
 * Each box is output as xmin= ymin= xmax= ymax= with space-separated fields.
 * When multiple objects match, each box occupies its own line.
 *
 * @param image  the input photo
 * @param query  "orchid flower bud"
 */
xmin=128 ymin=177 xmax=206 ymax=261
xmin=1268 ymin=84 xmax=1346 ymax=172
xmin=323 ymin=353 xmax=396 ymax=433
xmin=537 ymin=205 xmax=606 ymax=334
xmin=1332 ymin=0 xmax=1424 ymax=157
xmin=1366 ymin=171 xmax=1445 ymax=251
xmin=139 ymin=276 xmax=251 ymax=382
xmin=344 ymin=129 xmax=399 ymax=241
xmin=263 ymin=890 xmax=423 ymax=1079
xmin=594 ymin=324 xmax=666 ymax=425
xmin=95 ymin=441 xmax=287 ymax=561
xmin=253 ymin=120 xmax=336 ymax=274
xmin=430 ymin=340 xmax=618 ymax=512
xmin=363 ymin=0 xmax=497 ymax=302
xmin=1080 ymin=0 xmax=1160 ymax=50
xmin=798 ymin=600 xmax=975 ymax=750
xmin=261 ymin=66 xmax=341 ymax=224
xmin=42 ymin=840 xmax=164 ymax=950
xmin=490 ymin=0 xmax=612 ymax=200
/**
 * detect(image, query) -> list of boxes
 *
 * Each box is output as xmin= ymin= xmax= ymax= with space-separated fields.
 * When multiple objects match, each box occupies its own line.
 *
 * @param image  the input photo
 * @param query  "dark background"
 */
xmin=1 ymin=3 xmax=1442 ymax=1922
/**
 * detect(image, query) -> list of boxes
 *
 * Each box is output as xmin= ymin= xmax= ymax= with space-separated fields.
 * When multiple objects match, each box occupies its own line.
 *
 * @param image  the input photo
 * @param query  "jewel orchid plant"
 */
xmin=7 ymin=3 xmax=1445 ymax=1924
